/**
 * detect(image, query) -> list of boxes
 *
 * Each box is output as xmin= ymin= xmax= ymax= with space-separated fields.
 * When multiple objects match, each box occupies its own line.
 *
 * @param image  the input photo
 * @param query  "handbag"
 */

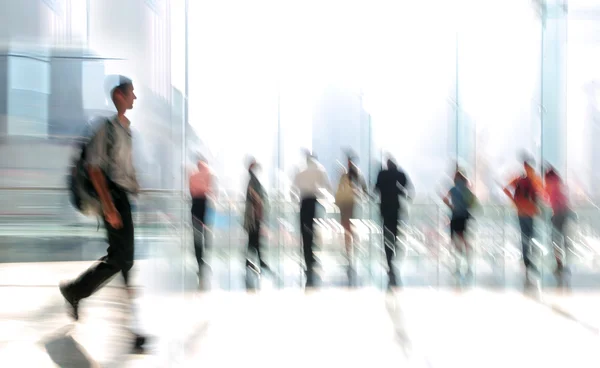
xmin=335 ymin=174 xmax=354 ymax=206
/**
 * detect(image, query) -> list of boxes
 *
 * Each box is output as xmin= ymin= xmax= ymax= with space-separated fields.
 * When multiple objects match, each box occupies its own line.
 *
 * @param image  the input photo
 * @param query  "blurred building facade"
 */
xmin=1 ymin=0 xmax=599 ymax=204
xmin=0 ymin=0 xmax=195 ymax=190
xmin=311 ymin=86 xmax=373 ymax=187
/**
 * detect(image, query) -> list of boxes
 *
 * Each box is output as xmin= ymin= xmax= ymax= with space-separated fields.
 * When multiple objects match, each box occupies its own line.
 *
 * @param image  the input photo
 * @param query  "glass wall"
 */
xmin=3 ymin=1 xmax=600 ymax=364
xmin=0 ymin=0 xmax=190 ymax=364
xmin=182 ymin=0 xmax=600 ymax=291
xmin=2 ymin=0 xmax=600 ymax=292
xmin=186 ymin=0 xmax=559 ymax=202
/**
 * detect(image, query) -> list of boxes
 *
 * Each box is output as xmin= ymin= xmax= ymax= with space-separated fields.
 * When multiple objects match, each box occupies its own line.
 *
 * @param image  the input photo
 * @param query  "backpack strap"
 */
xmin=97 ymin=118 xmax=116 ymax=228
xmin=105 ymin=118 xmax=115 ymax=162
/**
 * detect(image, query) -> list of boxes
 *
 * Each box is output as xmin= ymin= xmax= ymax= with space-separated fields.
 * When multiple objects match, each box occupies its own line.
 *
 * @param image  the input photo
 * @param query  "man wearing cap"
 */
xmin=59 ymin=75 xmax=146 ymax=351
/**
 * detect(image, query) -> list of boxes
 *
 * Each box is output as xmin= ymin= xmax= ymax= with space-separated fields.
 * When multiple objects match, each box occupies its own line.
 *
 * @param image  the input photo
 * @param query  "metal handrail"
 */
xmin=0 ymin=187 xmax=599 ymax=214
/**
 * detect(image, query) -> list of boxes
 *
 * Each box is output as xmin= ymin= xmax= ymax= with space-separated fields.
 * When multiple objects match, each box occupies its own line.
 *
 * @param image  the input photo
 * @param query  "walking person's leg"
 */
xmin=449 ymin=218 xmax=460 ymax=273
xmin=460 ymin=220 xmax=473 ymax=275
xmin=518 ymin=216 xmax=536 ymax=274
xmin=382 ymin=207 xmax=399 ymax=286
xmin=300 ymin=198 xmax=317 ymax=286
xmin=113 ymin=195 xmax=146 ymax=350
xmin=457 ymin=225 xmax=472 ymax=275
xmin=199 ymin=198 xmax=211 ymax=255
xmin=192 ymin=197 xmax=208 ymax=271
xmin=390 ymin=210 xmax=400 ymax=284
xmin=59 ymin=190 xmax=134 ymax=321
xmin=307 ymin=199 xmax=318 ymax=274
xmin=340 ymin=204 xmax=354 ymax=263
xmin=451 ymin=217 xmax=471 ymax=274
xmin=552 ymin=212 xmax=568 ymax=271
xmin=246 ymin=225 xmax=260 ymax=271
xmin=339 ymin=204 xmax=355 ymax=284
xmin=300 ymin=200 xmax=310 ymax=272
xmin=253 ymin=222 xmax=270 ymax=271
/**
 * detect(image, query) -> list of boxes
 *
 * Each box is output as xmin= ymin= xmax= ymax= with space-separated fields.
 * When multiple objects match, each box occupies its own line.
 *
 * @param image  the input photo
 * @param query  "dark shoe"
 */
xmin=132 ymin=334 xmax=147 ymax=354
xmin=387 ymin=272 xmax=398 ymax=289
xmin=305 ymin=269 xmax=316 ymax=288
xmin=526 ymin=265 xmax=540 ymax=283
xmin=59 ymin=281 xmax=79 ymax=321
xmin=246 ymin=259 xmax=260 ymax=274
xmin=199 ymin=261 xmax=212 ymax=275
xmin=259 ymin=261 xmax=271 ymax=274
xmin=347 ymin=266 xmax=357 ymax=287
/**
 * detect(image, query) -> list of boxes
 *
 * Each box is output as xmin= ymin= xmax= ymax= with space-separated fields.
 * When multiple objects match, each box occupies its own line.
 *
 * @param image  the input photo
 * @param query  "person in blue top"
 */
xmin=442 ymin=170 xmax=477 ymax=276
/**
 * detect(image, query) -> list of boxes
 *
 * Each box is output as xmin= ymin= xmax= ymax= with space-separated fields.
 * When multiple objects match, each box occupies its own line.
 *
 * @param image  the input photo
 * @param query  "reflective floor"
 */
xmin=1 ymin=259 xmax=600 ymax=367
xmin=3 ymin=235 xmax=600 ymax=291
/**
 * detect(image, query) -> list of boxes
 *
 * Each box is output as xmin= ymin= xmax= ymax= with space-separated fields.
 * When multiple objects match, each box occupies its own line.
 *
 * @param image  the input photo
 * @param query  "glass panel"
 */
xmin=459 ymin=0 xmax=543 ymax=288
xmin=7 ymin=56 xmax=50 ymax=137
xmin=566 ymin=18 xmax=600 ymax=202
xmin=461 ymin=0 xmax=543 ymax=202
xmin=563 ymin=1 xmax=600 ymax=285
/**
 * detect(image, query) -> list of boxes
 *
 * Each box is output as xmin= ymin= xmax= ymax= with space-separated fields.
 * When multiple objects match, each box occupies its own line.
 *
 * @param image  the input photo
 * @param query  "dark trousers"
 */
xmin=518 ymin=216 xmax=534 ymax=268
xmin=70 ymin=187 xmax=134 ymax=299
xmin=247 ymin=223 xmax=265 ymax=266
xmin=192 ymin=197 xmax=208 ymax=269
xmin=300 ymin=197 xmax=318 ymax=274
xmin=381 ymin=206 xmax=400 ymax=274
xmin=552 ymin=210 xmax=570 ymax=265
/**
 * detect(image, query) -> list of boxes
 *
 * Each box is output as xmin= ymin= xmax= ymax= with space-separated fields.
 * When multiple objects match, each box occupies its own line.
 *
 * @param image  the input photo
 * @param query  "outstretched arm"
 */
xmin=503 ymin=177 xmax=518 ymax=203
xmin=442 ymin=191 xmax=453 ymax=210
xmin=404 ymin=174 xmax=415 ymax=201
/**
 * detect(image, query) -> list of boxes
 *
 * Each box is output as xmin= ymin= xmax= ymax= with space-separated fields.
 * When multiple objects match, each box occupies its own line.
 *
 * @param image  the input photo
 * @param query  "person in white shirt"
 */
xmin=292 ymin=154 xmax=332 ymax=287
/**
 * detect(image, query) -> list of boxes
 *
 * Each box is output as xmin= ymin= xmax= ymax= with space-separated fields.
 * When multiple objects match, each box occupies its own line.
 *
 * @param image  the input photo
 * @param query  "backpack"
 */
xmin=335 ymin=174 xmax=355 ymax=206
xmin=466 ymin=189 xmax=479 ymax=209
xmin=450 ymin=185 xmax=475 ymax=217
xmin=68 ymin=118 xmax=114 ymax=216
xmin=514 ymin=176 xmax=536 ymax=203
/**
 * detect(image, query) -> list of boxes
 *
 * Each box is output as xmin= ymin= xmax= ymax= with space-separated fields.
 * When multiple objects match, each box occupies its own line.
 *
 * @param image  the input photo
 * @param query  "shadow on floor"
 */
xmin=43 ymin=327 xmax=99 ymax=368
xmin=523 ymin=272 xmax=600 ymax=335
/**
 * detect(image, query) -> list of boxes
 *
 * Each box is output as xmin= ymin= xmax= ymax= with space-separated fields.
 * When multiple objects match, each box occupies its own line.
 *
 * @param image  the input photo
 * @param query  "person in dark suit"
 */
xmin=375 ymin=158 xmax=414 ymax=288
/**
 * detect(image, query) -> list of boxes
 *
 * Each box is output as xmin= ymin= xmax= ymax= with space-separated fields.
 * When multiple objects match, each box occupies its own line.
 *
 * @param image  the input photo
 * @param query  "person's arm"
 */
xmin=403 ymin=172 xmax=415 ymax=201
xmin=442 ymin=190 xmax=453 ymax=210
xmin=503 ymin=177 xmax=517 ymax=203
xmin=188 ymin=171 xmax=196 ymax=197
xmin=248 ymin=184 xmax=263 ymax=217
xmin=290 ymin=173 xmax=301 ymax=202
xmin=360 ymin=173 xmax=368 ymax=193
xmin=468 ymin=189 xmax=480 ymax=209
xmin=86 ymin=125 xmax=120 ymax=228
xmin=374 ymin=171 xmax=382 ymax=195
xmin=207 ymin=172 xmax=218 ymax=203
xmin=533 ymin=175 xmax=548 ymax=202
xmin=248 ymin=179 xmax=262 ymax=203
xmin=359 ymin=174 xmax=372 ymax=200
xmin=320 ymin=170 xmax=333 ymax=195
xmin=88 ymin=167 xmax=120 ymax=220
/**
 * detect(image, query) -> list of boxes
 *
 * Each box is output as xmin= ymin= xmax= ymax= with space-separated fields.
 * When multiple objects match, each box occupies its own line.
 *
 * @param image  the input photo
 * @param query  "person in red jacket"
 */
xmin=503 ymin=159 xmax=544 ymax=279
xmin=543 ymin=167 xmax=572 ymax=273
xmin=189 ymin=156 xmax=213 ymax=280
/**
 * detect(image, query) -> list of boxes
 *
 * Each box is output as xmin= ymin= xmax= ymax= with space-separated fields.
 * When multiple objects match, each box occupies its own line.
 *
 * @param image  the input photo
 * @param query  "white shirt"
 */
xmin=293 ymin=161 xmax=332 ymax=200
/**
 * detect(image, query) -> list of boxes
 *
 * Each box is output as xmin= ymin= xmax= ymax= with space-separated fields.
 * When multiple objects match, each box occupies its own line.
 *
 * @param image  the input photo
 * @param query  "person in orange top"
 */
xmin=189 ymin=156 xmax=213 ymax=280
xmin=543 ymin=167 xmax=572 ymax=273
xmin=503 ymin=159 xmax=544 ymax=278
